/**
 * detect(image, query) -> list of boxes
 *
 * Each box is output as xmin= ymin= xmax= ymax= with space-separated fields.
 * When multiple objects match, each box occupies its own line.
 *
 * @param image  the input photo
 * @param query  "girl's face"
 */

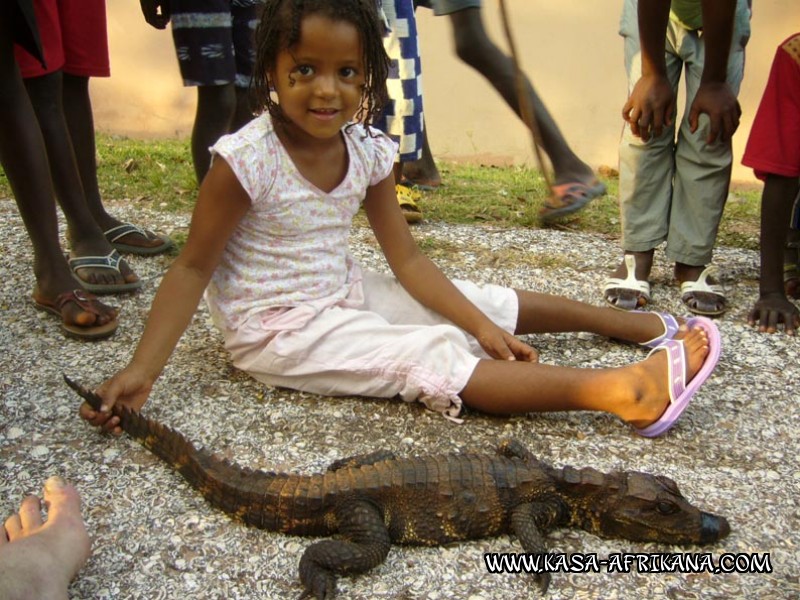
xmin=270 ymin=14 xmax=365 ymax=141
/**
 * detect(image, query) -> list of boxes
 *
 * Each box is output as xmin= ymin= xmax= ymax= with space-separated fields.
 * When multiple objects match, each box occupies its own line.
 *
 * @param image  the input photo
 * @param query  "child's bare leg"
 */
xmin=448 ymin=8 xmax=595 ymax=187
xmin=192 ymin=84 xmax=237 ymax=184
xmin=0 ymin=476 xmax=90 ymax=600
xmin=514 ymin=289 xmax=685 ymax=344
xmin=461 ymin=327 xmax=709 ymax=427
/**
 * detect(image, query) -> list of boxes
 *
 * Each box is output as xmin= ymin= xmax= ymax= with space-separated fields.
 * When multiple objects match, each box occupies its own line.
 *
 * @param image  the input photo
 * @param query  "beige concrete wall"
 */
xmin=92 ymin=1 xmax=800 ymax=182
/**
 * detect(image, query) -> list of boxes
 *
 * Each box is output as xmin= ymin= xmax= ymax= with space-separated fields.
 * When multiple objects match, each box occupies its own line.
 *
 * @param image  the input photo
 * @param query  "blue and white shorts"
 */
xmin=170 ymin=0 xmax=262 ymax=88
xmin=374 ymin=0 xmax=424 ymax=163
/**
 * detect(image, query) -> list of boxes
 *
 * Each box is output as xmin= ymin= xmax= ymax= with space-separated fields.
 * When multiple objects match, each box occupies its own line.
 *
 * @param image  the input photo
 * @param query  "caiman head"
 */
xmin=558 ymin=466 xmax=730 ymax=546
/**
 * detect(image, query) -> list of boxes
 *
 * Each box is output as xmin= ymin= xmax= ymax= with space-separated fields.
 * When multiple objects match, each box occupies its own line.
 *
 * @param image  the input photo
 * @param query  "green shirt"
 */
xmin=670 ymin=0 xmax=703 ymax=30
xmin=669 ymin=0 xmax=751 ymax=32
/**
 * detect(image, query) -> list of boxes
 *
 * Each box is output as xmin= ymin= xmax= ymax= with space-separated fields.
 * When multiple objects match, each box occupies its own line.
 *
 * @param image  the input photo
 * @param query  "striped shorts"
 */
xmin=170 ymin=0 xmax=262 ymax=88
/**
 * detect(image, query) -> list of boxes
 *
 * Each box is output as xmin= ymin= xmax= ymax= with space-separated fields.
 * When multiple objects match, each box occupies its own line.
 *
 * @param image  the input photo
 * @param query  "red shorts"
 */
xmin=13 ymin=0 xmax=109 ymax=78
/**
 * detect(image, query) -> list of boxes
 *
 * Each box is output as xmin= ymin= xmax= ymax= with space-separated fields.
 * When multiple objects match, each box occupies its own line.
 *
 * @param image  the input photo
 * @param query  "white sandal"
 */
xmin=603 ymin=254 xmax=651 ymax=311
xmin=680 ymin=266 xmax=726 ymax=316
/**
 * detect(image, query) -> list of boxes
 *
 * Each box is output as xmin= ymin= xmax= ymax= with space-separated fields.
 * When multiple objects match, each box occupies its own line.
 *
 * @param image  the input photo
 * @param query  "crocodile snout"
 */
xmin=699 ymin=512 xmax=730 ymax=544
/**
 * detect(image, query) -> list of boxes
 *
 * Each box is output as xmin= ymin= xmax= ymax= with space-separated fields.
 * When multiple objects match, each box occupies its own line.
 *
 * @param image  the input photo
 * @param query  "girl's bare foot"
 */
xmin=619 ymin=326 xmax=710 ymax=428
xmin=0 ymin=476 xmax=91 ymax=600
xmin=598 ymin=309 xmax=688 ymax=347
xmin=628 ymin=311 xmax=689 ymax=345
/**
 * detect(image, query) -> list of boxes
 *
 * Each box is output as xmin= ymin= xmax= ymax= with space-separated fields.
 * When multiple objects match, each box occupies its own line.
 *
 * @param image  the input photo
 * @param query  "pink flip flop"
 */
xmin=638 ymin=311 xmax=681 ymax=349
xmin=635 ymin=316 xmax=721 ymax=437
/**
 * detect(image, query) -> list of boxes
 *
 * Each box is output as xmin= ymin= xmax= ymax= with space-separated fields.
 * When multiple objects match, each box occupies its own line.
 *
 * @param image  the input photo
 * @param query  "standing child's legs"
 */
xmin=22 ymin=70 xmax=140 ymax=290
xmin=0 ymin=5 xmax=117 ymax=333
xmin=668 ymin=23 xmax=747 ymax=316
xmin=191 ymin=83 xmax=238 ymax=183
xmin=605 ymin=0 xmax=682 ymax=310
xmin=60 ymin=73 xmax=171 ymax=254
xmin=375 ymin=0 xmax=428 ymax=221
xmin=786 ymin=217 xmax=800 ymax=300
xmin=170 ymin=0 xmax=260 ymax=183
xmin=0 ymin=476 xmax=90 ymax=600
xmin=401 ymin=118 xmax=442 ymax=189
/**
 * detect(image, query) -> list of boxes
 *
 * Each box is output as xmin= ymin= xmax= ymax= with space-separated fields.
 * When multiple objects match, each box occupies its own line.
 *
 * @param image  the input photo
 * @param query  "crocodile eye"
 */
xmin=656 ymin=501 xmax=679 ymax=515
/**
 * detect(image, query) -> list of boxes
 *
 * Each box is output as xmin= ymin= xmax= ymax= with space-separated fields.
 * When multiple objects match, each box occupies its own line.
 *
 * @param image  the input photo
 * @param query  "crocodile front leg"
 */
xmin=327 ymin=450 xmax=397 ymax=471
xmin=510 ymin=501 xmax=563 ymax=593
xmin=298 ymin=499 xmax=391 ymax=599
xmin=497 ymin=438 xmax=539 ymax=463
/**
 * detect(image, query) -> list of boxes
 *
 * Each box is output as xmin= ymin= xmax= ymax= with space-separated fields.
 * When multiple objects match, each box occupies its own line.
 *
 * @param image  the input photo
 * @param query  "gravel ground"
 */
xmin=1 ymin=197 xmax=798 ymax=600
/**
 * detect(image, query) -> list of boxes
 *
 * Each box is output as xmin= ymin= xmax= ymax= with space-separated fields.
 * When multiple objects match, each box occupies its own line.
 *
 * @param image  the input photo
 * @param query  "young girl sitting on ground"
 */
xmin=80 ymin=0 xmax=720 ymax=438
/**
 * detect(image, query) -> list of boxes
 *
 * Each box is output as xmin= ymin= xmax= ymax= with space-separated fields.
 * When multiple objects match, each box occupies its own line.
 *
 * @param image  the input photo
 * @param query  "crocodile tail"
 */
xmin=64 ymin=375 xmax=103 ymax=411
xmin=115 ymin=405 xmax=270 ymax=518
xmin=64 ymin=375 xmax=288 ymax=528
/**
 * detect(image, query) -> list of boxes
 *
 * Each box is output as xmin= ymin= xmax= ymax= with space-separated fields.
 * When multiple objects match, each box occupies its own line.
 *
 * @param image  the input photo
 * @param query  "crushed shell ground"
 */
xmin=0 ymin=198 xmax=798 ymax=599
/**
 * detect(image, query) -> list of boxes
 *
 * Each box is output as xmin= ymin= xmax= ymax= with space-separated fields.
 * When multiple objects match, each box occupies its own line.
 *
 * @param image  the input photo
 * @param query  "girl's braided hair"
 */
xmin=252 ymin=0 xmax=390 ymax=128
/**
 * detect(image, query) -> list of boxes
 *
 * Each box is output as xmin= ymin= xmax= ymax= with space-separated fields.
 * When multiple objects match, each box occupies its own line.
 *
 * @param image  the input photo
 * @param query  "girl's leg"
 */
xmin=461 ymin=326 xmax=710 ymax=427
xmin=514 ymin=289 xmax=683 ymax=343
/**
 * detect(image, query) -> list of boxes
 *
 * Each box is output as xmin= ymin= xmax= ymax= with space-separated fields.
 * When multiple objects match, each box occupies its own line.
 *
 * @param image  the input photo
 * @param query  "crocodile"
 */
xmin=65 ymin=375 xmax=729 ymax=597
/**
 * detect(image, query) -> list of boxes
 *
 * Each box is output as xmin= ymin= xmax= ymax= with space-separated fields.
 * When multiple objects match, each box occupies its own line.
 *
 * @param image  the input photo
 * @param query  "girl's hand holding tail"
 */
xmin=476 ymin=325 xmax=539 ymax=363
xmin=78 ymin=365 xmax=155 ymax=436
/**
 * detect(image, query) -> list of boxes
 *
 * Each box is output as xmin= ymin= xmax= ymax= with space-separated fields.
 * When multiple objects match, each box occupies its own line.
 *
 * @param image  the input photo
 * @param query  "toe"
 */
xmin=17 ymin=495 xmax=44 ymax=531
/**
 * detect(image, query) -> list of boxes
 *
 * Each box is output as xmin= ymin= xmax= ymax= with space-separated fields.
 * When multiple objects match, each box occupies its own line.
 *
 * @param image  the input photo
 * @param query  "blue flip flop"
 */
xmin=105 ymin=223 xmax=173 ymax=256
xmin=69 ymin=249 xmax=143 ymax=295
xmin=635 ymin=316 xmax=721 ymax=437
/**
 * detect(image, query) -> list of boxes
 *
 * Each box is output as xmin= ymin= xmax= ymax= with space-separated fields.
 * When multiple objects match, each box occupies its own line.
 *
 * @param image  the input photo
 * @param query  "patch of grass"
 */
xmin=471 ymin=247 xmax=575 ymax=271
xmin=0 ymin=133 xmax=761 ymax=250
xmin=95 ymin=134 xmax=197 ymax=212
xmin=421 ymin=163 xmax=549 ymax=228
xmin=718 ymin=187 xmax=761 ymax=250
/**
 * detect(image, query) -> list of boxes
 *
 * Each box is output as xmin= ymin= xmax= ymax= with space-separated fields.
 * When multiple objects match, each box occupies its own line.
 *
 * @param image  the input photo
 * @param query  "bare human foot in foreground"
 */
xmin=0 ymin=476 xmax=91 ymax=600
xmin=621 ymin=326 xmax=710 ymax=429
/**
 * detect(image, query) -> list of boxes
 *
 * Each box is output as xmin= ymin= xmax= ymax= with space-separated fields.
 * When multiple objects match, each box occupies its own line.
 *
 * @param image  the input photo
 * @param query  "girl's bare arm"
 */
xmin=364 ymin=175 xmax=536 ymax=362
xmin=80 ymin=158 xmax=251 ymax=429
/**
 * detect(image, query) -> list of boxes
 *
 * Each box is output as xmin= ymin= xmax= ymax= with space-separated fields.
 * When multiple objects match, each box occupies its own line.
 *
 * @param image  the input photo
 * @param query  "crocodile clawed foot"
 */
xmin=299 ymin=572 xmax=337 ymax=600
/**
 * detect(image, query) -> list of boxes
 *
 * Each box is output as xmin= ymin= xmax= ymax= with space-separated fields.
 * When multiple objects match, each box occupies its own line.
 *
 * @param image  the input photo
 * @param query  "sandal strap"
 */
xmin=104 ymin=222 xmax=155 ymax=243
xmin=603 ymin=254 xmax=652 ymax=298
xmin=639 ymin=312 xmax=680 ymax=348
xmin=396 ymin=184 xmax=422 ymax=202
xmin=647 ymin=339 xmax=687 ymax=404
xmin=396 ymin=187 xmax=421 ymax=212
xmin=680 ymin=266 xmax=724 ymax=297
xmin=68 ymin=249 xmax=123 ymax=273
xmin=53 ymin=289 xmax=103 ymax=317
